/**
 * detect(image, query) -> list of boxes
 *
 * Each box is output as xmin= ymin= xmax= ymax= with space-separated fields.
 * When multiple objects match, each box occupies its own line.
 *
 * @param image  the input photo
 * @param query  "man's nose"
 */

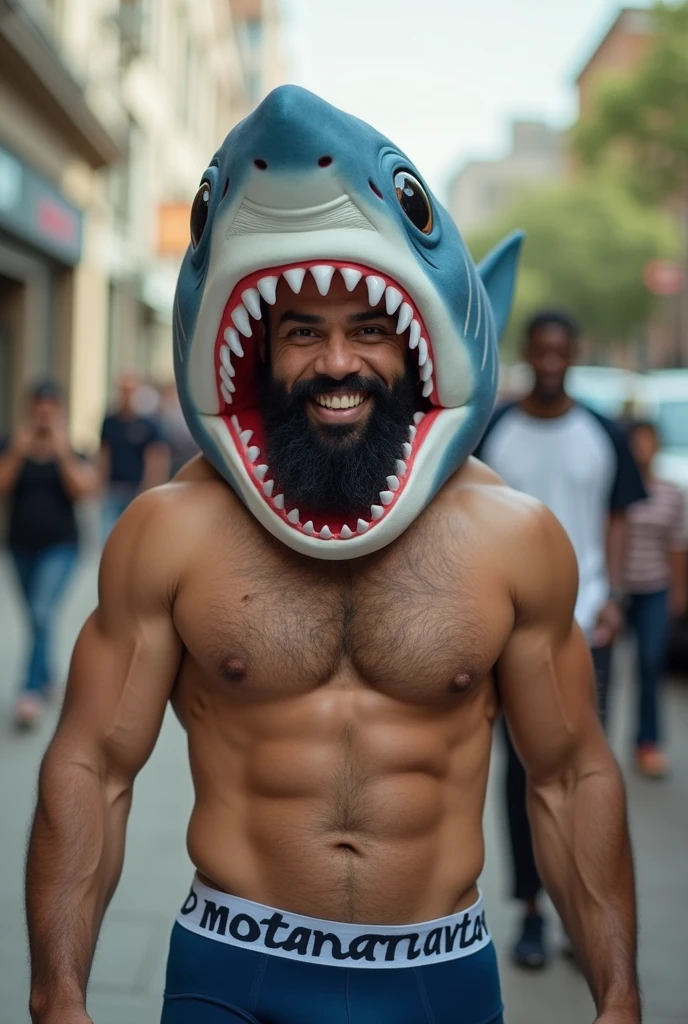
xmin=313 ymin=331 xmax=363 ymax=379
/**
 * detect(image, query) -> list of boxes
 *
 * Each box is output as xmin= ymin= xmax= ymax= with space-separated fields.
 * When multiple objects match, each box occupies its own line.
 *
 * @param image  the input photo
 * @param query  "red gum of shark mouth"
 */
xmin=213 ymin=259 xmax=441 ymax=540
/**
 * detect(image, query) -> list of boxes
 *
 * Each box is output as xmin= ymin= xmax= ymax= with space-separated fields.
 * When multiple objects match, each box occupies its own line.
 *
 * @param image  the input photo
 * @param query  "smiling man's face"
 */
xmin=259 ymin=273 xmax=416 ymax=518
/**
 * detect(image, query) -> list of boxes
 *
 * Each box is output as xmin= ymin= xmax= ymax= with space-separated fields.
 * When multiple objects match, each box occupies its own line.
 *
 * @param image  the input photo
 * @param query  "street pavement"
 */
xmin=0 ymin=547 xmax=686 ymax=1024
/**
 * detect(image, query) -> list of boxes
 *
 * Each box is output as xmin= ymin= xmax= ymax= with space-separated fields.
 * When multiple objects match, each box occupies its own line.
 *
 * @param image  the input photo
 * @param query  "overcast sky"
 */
xmin=282 ymin=0 xmax=654 ymax=200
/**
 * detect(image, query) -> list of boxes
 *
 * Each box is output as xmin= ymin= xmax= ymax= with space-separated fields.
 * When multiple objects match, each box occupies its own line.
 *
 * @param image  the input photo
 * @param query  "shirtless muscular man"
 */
xmin=26 ymin=88 xmax=640 ymax=1024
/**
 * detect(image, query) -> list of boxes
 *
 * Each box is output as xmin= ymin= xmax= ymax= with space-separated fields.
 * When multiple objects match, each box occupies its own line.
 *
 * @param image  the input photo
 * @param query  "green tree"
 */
xmin=574 ymin=2 xmax=688 ymax=361
xmin=467 ymin=177 xmax=676 ymax=355
xmin=575 ymin=2 xmax=688 ymax=205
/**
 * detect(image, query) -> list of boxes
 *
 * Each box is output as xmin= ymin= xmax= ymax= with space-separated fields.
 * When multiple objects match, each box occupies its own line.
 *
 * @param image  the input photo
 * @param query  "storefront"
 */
xmin=0 ymin=142 xmax=82 ymax=434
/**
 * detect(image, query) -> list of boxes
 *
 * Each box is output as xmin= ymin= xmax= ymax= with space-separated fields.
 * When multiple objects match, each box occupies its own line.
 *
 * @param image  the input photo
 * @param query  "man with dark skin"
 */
xmin=26 ymin=279 xmax=640 ymax=1023
xmin=478 ymin=310 xmax=645 ymax=968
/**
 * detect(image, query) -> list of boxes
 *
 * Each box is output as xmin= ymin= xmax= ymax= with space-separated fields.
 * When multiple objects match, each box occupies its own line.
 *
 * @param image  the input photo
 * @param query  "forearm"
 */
xmin=26 ymin=751 xmax=130 ymax=1018
xmin=529 ymin=758 xmax=640 ymax=1017
xmin=606 ymin=514 xmax=627 ymax=591
xmin=56 ymin=454 xmax=99 ymax=500
xmin=0 ymin=450 xmax=24 ymax=494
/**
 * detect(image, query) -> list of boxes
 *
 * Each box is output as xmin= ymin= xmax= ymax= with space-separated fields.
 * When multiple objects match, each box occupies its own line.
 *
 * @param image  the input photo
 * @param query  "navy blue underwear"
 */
xmin=161 ymin=878 xmax=504 ymax=1024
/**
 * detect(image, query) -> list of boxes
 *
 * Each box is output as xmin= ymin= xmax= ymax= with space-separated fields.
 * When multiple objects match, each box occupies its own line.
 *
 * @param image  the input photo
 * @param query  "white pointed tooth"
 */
xmin=403 ymin=442 xmax=413 ymax=459
xmin=408 ymin=425 xmax=417 ymax=441
xmin=319 ymin=525 xmax=333 ymax=539
xmin=385 ymin=287 xmax=403 ymax=315
xmin=240 ymin=429 xmax=253 ymax=446
xmin=256 ymin=276 xmax=278 ymax=305
xmin=341 ymin=525 xmax=353 ymax=539
xmin=422 ymin=378 xmax=434 ymax=398
xmin=274 ymin=494 xmax=285 ymax=510
xmin=220 ymin=368 xmax=236 ymax=391
xmin=254 ymin=464 xmax=268 ymax=481
xmin=420 ymin=358 xmax=433 ymax=382
xmin=311 ymin=265 xmax=336 ymax=296
xmin=409 ymin=320 xmax=421 ymax=350
xmin=231 ymin=305 xmax=252 ymax=338
xmin=366 ymin=275 xmax=386 ymax=307
xmin=357 ymin=519 xmax=370 ymax=534
xmin=371 ymin=504 xmax=384 ymax=520
xmin=283 ymin=267 xmax=306 ymax=293
xmin=287 ymin=508 xmax=300 ymax=525
xmin=386 ymin=476 xmax=400 ymax=492
xmin=224 ymin=328 xmax=244 ymax=357
xmin=231 ymin=415 xmax=240 ymax=431
xmin=340 ymin=267 xmax=362 ymax=291
xmin=220 ymin=345 xmax=233 ymax=371
xmin=395 ymin=459 xmax=407 ymax=477
xmin=396 ymin=302 xmax=413 ymax=334
xmin=303 ymin=521 xmax=315 ymax=535
xmin=247 ymin=446 xmax=260 ymax=463
xmin=241 ymin=288 xmax=262 ymax=320
xmin=221 ymin=384 xmax=233 ymax=404
xmin=380 ymin=491 xmax=395 ymax=506
xmin=413 ymin=411 xmax=426 ymax=425
xmin=263 ymin=480 xmax=274 ymax=497
xmin=418 ymin=337 xmax=428 ymax=365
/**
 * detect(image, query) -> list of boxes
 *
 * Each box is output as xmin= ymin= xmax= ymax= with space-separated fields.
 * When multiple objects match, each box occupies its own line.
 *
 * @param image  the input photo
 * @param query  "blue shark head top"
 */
xmin=174 ymin=85 xmax=522 ymax=559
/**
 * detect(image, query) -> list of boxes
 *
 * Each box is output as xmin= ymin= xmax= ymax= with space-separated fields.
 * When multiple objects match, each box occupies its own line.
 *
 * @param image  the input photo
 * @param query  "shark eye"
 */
xmin=394 ymin=171 xmax=433 ymax=234
xmin=190 ymin=180 xmax=211 ymax=249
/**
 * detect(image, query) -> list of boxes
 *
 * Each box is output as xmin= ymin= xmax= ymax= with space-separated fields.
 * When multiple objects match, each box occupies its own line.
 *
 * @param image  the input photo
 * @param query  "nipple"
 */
xmin=451 ymin=673 xmax=473 ymax=693
xmin=221 ymin=658 xmax=247 ymax=683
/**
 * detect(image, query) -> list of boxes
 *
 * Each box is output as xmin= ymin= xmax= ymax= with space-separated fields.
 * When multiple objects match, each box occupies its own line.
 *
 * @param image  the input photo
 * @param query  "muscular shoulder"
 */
xmin=440 ymin=458 xmax=578 ymax=618
xmin=101 ymin=461 xmax=239 ymax=601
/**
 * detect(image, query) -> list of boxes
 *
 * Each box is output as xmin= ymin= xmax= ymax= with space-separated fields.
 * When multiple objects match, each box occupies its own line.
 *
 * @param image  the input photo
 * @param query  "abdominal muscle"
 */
xmin=177 ymin=678 xmax=494 ymax=926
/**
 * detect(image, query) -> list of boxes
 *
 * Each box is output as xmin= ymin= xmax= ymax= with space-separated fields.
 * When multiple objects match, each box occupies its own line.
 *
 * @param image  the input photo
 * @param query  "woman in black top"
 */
xmin=0 ymin=382 xmax=99 ymax=727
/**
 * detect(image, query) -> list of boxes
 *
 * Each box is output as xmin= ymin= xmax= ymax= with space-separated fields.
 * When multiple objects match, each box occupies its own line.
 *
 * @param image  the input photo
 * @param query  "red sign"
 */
xmin=643 ymin=259 xmax=684 ymax=296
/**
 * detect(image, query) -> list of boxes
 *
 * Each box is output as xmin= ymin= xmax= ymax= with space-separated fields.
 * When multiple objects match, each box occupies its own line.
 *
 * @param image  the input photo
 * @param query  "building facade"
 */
xmin=447 ymin=120 xmax=564 ymax=236
xmin=0 ymin=0 xmax=284 ymax=448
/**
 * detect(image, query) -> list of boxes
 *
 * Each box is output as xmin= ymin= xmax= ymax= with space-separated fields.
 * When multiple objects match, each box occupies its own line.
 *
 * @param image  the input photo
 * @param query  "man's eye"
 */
xmin=358 ymin=325 xmax=385 ymax=336
xmin=290 ymin=328 xmax=318 ymax=339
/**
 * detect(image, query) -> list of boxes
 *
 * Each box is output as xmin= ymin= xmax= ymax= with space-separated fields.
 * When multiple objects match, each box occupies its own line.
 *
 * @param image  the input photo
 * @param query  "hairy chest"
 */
xmin=173 ymin=516 xmax=513 ymax=706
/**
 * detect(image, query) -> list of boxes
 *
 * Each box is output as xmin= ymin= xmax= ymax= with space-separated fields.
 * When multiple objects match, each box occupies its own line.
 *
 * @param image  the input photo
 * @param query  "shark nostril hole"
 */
xmin=369 ymin=179 xmax=383 ymax=200
xmin=254 ymin=159 xmax=268 ymax=170
xmin=318 ymin=156 xmax=333 ymax=167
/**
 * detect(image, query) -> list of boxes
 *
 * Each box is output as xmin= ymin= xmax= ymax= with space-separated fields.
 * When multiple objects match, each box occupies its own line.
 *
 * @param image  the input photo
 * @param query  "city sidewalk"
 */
xmin=0 ymin=549 xmax=686 ymax=1023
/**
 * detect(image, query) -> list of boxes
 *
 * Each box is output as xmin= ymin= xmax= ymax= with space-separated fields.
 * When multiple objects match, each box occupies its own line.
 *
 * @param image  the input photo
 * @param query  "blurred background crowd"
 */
xmin=0 ymin=1 xmax=687 ymax=1022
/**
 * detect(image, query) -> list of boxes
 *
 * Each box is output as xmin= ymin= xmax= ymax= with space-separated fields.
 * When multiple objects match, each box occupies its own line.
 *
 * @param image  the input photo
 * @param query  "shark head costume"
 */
xmin=173 ymin=86 xmax=522 ymax=559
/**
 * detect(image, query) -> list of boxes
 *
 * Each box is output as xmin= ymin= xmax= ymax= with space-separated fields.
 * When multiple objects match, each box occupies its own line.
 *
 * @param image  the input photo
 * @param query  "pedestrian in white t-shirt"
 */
xmin=477 ymin=309 xmax=645 ymax=970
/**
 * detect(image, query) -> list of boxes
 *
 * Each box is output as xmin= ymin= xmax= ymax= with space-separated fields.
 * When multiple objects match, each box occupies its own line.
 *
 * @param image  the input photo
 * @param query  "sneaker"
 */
xmin=513 ymin=912 xmax=548 ymax=969
xmin=634 ymin=745 xmax=669 ymax=779
xmin=13 ymin=694 xmax=44 ymax=729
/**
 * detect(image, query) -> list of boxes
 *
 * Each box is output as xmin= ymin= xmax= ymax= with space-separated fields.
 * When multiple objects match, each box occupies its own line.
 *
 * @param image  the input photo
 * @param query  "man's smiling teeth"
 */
xmin=314 ymin=393 xmax=365 ymax=410
xmin=221 ymin=265 xmax=437 ymax=539
xmin=217 ymin=264 xmax=435 ymax=408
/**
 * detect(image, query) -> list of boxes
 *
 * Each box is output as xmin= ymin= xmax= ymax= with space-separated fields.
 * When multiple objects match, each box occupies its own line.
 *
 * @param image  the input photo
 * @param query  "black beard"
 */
xmin=260 ymin=367 xmax=417 ymax=518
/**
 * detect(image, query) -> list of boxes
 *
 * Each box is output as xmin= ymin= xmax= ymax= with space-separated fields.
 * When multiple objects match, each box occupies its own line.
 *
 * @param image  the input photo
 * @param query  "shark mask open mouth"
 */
xmin=174 ymin=86 xmax=522 ymax=559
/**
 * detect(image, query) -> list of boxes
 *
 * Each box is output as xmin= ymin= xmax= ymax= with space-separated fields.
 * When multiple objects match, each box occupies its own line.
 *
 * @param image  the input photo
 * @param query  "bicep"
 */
xmin=498 ymin=507 xmax=606 ymax=783
xmin=52 ymin=501 xmax=183 ymax=782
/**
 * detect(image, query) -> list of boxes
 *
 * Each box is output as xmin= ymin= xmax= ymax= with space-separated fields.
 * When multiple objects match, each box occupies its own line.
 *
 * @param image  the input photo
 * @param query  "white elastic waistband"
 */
xmin=176 ymin=877 xmax=491 ymax=969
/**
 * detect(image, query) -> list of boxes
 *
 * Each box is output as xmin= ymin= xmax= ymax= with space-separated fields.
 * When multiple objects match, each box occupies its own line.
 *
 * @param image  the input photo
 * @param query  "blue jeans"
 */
xmin=11 ymin=543 xmax=79 ymax=695
xmin=627 ymin=589 xmax=669 ymax=747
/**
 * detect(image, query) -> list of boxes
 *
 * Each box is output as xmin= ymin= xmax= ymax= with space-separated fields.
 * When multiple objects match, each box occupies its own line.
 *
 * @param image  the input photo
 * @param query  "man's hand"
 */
xmin=33 ymin=1009 xmax=93 ymax=1024
xmin=669 ymin=587 xmax=687 ymax=620
xmin=594 ymin=1012 xmax=641 ymax=1024
xmin=592 ymin=599 xmax=624 ymax=648
xmin=10 ymin=421 xmax=35 ymax=457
